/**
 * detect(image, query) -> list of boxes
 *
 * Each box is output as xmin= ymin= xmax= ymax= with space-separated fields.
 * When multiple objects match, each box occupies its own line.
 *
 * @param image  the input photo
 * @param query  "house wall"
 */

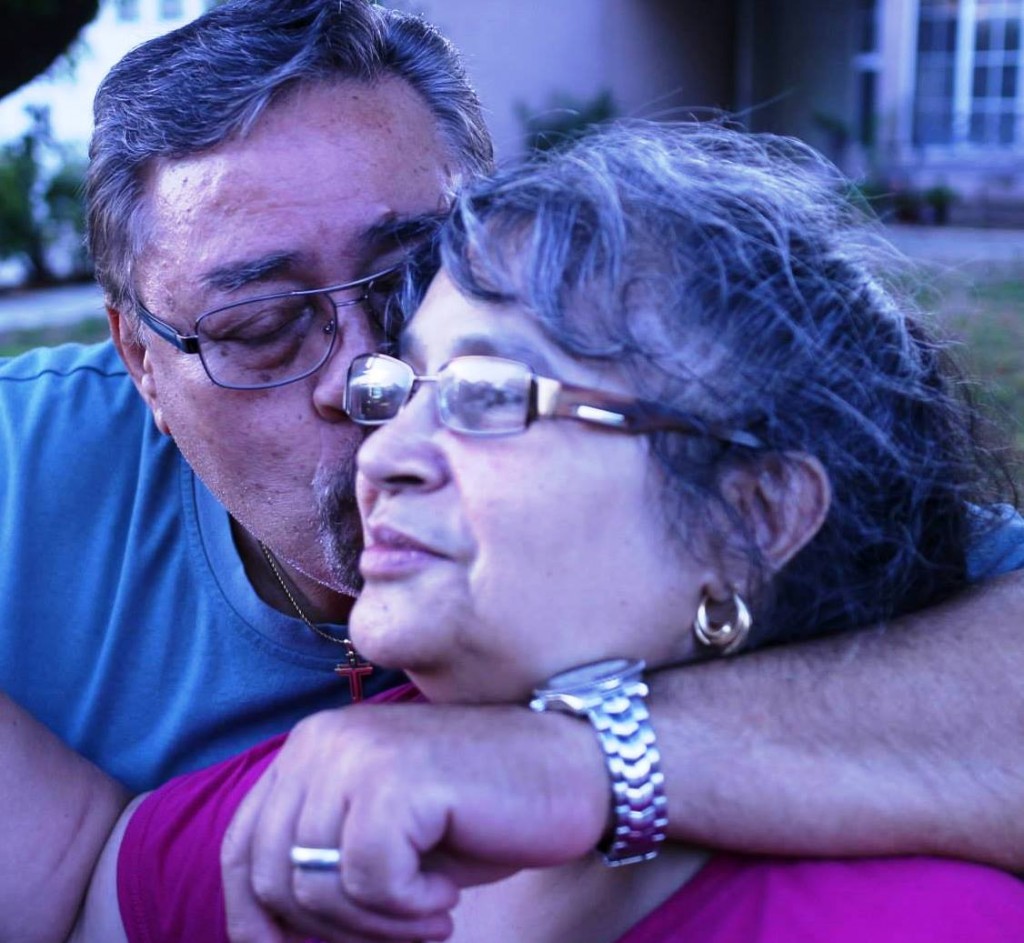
xmin=743 ymin=0 xmax=860 ymax=165
xmin=388 ymin=0 xmax=736 ymax=159
xmin=1 ymin=0 xmax=737 ymax=161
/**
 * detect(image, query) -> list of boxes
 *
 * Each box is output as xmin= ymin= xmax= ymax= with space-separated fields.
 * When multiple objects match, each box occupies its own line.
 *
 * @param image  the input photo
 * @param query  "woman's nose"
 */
xmin=356 ymin=386 xmax=449 ymax=495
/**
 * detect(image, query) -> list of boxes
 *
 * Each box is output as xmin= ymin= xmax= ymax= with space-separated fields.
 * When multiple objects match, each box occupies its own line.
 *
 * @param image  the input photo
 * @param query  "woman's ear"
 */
xmin=718 ymin=452 xmax=831 ymax=575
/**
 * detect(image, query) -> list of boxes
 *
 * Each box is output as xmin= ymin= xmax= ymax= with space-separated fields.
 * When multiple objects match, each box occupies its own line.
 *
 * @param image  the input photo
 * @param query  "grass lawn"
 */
xmin=0 ymin=317 xmax=109 ymax=359
xmin=921 ymin=268 xmax=1024 ymax=453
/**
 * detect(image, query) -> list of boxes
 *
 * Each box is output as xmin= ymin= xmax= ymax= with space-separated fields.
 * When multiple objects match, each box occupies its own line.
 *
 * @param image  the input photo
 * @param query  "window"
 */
xmin=914 ymin=0 xmax=1024 ymax=148
xmin=116 ymin=0 xmax=140 ymax=21
xmin=853 ymin=0 xmax=881 ymax=146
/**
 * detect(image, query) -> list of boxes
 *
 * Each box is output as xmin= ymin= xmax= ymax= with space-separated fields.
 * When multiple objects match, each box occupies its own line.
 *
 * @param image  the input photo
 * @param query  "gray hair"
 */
xmin=423 ymin=121 xmax=1014 ymax=647
xmin=86 ymin=0 xmax=493 ymax=314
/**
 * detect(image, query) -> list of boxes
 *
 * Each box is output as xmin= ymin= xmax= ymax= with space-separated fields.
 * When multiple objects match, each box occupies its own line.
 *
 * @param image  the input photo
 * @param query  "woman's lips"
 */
xmin=360 ymin=523 xmax=449 ymax=579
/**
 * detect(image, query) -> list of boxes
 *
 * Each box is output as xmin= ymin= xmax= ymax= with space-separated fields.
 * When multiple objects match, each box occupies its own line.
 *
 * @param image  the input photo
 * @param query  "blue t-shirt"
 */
xmin=0 ymin=340 xmax=401 ymax=791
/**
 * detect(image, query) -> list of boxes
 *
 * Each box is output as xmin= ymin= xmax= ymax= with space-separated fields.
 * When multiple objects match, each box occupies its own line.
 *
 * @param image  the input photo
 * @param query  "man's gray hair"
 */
xmin=426 ymin=121 xmax=1014 ymax=647
xmin=86 ymin=0 xmax=493 ymax=314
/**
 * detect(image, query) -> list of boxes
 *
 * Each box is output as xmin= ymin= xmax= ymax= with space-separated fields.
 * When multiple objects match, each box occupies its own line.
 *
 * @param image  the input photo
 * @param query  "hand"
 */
xmin=221 ymin=700 xmax=610 ymax=942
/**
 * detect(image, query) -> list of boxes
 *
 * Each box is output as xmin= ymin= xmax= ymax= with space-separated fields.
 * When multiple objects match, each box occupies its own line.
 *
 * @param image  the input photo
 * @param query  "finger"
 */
xmin=285 ymin=869 xmax=455 ymax=942
xmin=246 ymin=766 xmax=311 ymax=918
xmin=337 ymin=786 xmax=460 ymax=916
xmin=222 ymin=769 xmax=289 ymax=943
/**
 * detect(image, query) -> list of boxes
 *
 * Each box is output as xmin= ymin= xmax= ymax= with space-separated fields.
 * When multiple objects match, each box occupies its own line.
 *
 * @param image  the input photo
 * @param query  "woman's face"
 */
xmin=351 ymin=272 xmax=719 ymax=703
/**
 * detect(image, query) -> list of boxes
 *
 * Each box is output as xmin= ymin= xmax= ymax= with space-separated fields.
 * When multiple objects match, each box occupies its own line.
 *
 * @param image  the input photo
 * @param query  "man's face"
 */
xmin=123 ymin=79 xmax=452 ymax=604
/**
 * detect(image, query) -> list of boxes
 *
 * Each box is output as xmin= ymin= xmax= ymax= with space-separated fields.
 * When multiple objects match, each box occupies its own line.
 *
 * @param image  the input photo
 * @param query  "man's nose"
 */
xmin=312 ymin=306 xmax=379 ymax=421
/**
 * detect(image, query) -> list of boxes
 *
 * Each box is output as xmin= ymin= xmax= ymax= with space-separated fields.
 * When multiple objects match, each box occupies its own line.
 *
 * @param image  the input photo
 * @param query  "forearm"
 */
xmin=649 ymin=570 xmax=1024 ymax=869
xmin=0 ymin=693 xmax=130 ymax=943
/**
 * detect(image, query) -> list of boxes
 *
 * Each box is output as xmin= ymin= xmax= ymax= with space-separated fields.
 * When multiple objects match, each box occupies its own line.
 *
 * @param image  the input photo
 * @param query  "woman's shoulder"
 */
xmin=622 ymin=853 xmax=1024 ymax=943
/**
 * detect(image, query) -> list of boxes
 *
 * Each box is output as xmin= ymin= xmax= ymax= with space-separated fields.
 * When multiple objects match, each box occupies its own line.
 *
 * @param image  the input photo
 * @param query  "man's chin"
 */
xmin=318 ymin=524 xmax=363 ymax=595
xmin=313 ymin=465 xmax=363 ymax=595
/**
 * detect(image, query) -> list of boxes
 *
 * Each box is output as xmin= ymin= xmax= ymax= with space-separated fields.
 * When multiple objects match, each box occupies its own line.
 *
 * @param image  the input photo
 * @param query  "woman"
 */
xmin=75 ymin=122 xmax=1023 ymax=942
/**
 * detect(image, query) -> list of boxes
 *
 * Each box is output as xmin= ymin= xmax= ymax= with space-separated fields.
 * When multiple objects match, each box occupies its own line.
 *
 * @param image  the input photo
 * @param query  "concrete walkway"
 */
xmin=0 ymin=224 xmax=1022 ymax=333
xmin=0 ymin=281 xmax=106 ymax=332
xmin=885 ymin=224 xmax=1024 ymax=267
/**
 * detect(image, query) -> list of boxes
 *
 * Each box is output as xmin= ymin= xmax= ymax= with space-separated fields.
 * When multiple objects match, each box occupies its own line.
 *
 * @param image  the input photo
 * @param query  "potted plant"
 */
xmin=923 ymin=184 xmax=957 ymax=225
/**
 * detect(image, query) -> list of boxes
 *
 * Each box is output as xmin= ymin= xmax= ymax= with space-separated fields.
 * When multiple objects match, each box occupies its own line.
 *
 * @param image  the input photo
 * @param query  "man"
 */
xmin=2 ymin=1 xmax=1023 ymax=939
xmin=3 ymin=0 xmax=490 ymax=794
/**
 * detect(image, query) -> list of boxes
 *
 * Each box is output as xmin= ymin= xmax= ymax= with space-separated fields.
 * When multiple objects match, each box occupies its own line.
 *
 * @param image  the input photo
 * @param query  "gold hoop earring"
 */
xmin=693 ymin=592 xmax=752 ymax=656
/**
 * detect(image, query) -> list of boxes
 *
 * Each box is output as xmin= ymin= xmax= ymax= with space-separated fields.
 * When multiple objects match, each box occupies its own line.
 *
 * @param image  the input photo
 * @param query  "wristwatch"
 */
xmin=529 ymin=658 xmax=668 ymax=866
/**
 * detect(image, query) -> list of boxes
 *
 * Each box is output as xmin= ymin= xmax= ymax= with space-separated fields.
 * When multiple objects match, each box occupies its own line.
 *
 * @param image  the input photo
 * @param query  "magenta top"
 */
xmin=118 ymin=686 xmax=1024 ymax=942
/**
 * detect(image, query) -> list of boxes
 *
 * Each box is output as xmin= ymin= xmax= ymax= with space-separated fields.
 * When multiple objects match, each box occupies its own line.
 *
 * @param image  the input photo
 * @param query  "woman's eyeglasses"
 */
xmin=343 ymin=352 xmax=765 ymax=447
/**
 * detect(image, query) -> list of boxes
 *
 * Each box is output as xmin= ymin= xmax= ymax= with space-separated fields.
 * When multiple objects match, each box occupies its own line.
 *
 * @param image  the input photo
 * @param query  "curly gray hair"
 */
xmin=418 ymin=121 xmax=1014 ymax=647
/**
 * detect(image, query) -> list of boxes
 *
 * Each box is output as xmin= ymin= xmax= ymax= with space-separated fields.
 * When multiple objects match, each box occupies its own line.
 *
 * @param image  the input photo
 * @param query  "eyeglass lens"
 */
xmin=345 ymin=354 xmax=533 ymax=435
xmin=194 ymin=271 xmax=403 ymax=389
xmin=195 ymin=293 xmax=336 ymax=388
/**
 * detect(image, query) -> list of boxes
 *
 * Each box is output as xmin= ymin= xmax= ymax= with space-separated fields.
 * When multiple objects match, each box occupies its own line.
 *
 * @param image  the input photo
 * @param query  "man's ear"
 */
xmin=106 ymin=303 xmax=172 ymax=436
xmin=718 ymin=452 xmax=831 ymax=575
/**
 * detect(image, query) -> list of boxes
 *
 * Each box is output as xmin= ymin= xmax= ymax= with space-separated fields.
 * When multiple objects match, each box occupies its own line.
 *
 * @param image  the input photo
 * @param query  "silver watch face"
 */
xmin=540 ymin=658 xmax=643 ymax=695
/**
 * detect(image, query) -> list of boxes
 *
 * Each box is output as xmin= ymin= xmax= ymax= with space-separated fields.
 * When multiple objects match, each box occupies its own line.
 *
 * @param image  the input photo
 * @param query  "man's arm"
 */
xmin=652 ymin=568 xmax=1024 ymax=868
xmin=0 ymin=693 xmax=129 ymax=943
xmin=222 ymin=570 xmax=1024 ymax=941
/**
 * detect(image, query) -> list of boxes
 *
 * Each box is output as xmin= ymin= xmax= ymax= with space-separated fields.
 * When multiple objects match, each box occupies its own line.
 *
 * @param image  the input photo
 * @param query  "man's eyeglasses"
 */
xmin=135 ymin=267 xmax=403 ymax=390
xmin=343 ymin=352 xmax=765 ymax=447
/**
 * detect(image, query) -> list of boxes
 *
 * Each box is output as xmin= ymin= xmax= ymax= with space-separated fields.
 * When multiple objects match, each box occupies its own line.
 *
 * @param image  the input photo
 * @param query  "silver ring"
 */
xmin=290 ymin=845 xmax=341 ymax=871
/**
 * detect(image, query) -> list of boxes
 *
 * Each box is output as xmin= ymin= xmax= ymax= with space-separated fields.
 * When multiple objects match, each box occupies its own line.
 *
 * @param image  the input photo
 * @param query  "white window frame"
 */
xmin=912 ymin=0 xmax=1024 ymax=152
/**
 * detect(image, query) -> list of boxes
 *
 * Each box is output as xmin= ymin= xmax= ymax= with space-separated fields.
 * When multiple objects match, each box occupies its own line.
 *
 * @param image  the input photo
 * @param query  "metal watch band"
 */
xmin=529 ymin=660 xmax=668 ymax=867
xmin=592 ymin=677 xmax=668 ymax=865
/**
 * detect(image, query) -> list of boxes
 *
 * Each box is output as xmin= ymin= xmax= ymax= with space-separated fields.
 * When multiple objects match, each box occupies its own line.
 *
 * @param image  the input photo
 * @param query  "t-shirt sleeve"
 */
xmin=116 ymin=684 xmax=421 ymax=943
xmin=117 ymin=733 xmax=287 ymax=943
xmin=967 ymin=502 xmax=1024 ymax=581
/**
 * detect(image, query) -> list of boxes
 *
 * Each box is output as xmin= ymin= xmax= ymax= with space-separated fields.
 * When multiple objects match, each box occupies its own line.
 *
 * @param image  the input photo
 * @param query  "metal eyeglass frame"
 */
xmin=134 ymin=265 xmax=402 ymax=391
xmin=344 ymin=352 xmax=766 ymax=448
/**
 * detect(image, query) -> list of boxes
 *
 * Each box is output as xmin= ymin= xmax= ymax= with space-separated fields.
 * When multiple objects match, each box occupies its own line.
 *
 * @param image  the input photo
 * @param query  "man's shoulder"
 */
xmin=0 ymin=340 xmax=146 ymax=448
xmin=0 ymin=338 xmax=128 ymax=383
xmin=968 ymin=502 xmax=1024 ymax=580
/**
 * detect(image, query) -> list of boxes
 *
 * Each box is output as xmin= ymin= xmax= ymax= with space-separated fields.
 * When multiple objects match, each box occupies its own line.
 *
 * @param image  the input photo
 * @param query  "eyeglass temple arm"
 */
xmin=533 ymin=376 xmax=764 ymax=449
xmin=136 ymin=305 xmax=201 ymax=354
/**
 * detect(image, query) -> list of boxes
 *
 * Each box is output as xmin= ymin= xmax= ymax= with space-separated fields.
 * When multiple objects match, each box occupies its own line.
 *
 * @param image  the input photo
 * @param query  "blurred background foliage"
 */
xmin=0 ymin=106 xmax=90 ymax=285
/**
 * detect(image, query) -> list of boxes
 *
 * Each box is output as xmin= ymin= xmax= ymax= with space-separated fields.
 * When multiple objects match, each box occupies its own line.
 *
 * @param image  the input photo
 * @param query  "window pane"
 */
xmin=969 ymin=111 xmax=988 ymax=142
xmin=973 ymin=64 xmax=989 ymax=96
xmin=919 ymin=18 xmax=933 ymax=50
xmin=858 ymin=71 xmax=877 ymax=146
xmin=1002 ymin=64 xmax=1018 ymax=96
xmin=998 ymin=111 xmax=1015 ymax=143
xmin=915 ymin=110 xmax=953 ymax=145
xmin=976 ymin=19 xmax=992 ymax=50
xmin=919 ymin=16 xmax=961 ymax=53
xmin=857 ymin=0 xmax=878 ymax=52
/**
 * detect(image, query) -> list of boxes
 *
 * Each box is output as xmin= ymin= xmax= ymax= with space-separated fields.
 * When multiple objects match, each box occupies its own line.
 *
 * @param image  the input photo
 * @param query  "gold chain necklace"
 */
xmin=258 ymin=540 xmax=372 ymax=702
